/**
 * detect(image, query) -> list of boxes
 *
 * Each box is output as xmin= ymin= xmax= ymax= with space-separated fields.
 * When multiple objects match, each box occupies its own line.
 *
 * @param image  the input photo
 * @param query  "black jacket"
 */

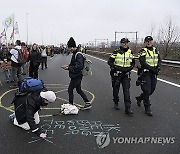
xmin=68 ymin=49 xmax=84 ymax=79
xmin=28 ymin=50 xmax=41 ymax=68
xmin=107 ymin=47 xmax=135 ymax=76
xmin=15 ymin=93 xmax=46 ymax=136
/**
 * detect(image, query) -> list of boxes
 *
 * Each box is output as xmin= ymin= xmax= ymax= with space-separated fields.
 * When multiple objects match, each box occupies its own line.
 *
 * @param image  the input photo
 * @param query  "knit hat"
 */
xmin=40 ymin=91 xmax=56 ymax=103
xmin=67 ymin=37 xmax=76 ymax=48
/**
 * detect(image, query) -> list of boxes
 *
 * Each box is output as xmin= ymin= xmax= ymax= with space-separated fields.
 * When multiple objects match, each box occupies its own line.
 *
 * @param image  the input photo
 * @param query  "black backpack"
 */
xmin=11 ymin=92 xmax=29 ymax=124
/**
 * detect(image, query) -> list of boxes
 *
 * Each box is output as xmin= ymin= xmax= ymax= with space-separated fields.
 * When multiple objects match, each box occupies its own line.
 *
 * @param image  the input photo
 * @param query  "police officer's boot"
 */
xmin=114 ymin=103 xmax=120 ymax=110
xmin=136 ymin=96 xmax=141 ymax=107
xmin=145 ymin=106 xmax=153 ymax=116
xmin=125 ymin=107 xmax=133 ymax=115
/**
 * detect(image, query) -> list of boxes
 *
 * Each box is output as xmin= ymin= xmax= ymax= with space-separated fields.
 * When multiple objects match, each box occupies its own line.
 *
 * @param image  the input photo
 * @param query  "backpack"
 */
xmin=11 ymin=92 xmax=29 ymax=124
xmin=14 ymin=48 xmax=26 ymax=64
xmin=75 ymin=52 xmax=92 ymax=76
xmin=19 ymin=77 xmax=45 ymax=93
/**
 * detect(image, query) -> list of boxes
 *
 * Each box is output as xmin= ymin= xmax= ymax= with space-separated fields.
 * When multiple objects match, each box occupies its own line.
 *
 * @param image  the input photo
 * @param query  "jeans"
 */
xmin=68 ymin=76 xmax=89 ymax=104
xmin=11 ymin=66 xmax=22 ymax=85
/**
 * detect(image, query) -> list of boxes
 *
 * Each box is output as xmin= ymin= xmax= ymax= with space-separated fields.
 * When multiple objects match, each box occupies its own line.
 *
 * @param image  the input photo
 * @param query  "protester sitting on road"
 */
xmin=61 ymin=37 xmax=92 ymax=110
xmin=9 ymin=91 xmax=56 ymax=138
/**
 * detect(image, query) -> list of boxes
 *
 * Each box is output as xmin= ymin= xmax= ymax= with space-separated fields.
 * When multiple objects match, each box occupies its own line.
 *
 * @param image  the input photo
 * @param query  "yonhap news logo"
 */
xmin=96 ymin=132 xmax=110 ymax=148
xmin=96 ymin=133 xmax=175 ymax=148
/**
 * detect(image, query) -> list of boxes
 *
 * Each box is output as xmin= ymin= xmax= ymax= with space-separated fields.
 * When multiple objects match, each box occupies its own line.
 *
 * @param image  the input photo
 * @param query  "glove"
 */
xmin=40 ymin=133 xmax=47 ymax=138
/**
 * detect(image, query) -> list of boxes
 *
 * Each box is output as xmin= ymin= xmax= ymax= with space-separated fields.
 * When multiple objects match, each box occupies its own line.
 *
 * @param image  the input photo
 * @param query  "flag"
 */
xmin=2 ymin=14 xmax=14 ymax=28
xmin=10 ymin=28 xmax=14 ymax=40
xmin=0 ymin=29 xmax=7 ymax=44
xmin=0 ymin=28 xmax=6 ymax=38
xmin=14 ymin=22 xmax=19 ymax=34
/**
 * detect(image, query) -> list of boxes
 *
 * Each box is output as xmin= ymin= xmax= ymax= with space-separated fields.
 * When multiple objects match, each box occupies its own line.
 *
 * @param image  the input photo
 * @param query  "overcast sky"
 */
xmin=0 ymin=0 xmax=180 ymax=46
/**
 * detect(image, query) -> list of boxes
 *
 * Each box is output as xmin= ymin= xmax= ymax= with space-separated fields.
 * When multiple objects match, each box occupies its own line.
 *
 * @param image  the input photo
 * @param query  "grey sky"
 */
xmin=1 ymin=0 xmax=180 ymax=46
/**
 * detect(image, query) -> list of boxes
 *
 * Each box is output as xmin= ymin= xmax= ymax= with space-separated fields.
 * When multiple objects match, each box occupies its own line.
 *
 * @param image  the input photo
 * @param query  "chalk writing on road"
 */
xmin=29 ymin=118 xmax=120 ymax=144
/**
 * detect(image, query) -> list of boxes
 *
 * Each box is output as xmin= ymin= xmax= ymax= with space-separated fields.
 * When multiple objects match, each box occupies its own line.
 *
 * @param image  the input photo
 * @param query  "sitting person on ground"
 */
xmin=9 ymin=91 xmax=56 ymax=138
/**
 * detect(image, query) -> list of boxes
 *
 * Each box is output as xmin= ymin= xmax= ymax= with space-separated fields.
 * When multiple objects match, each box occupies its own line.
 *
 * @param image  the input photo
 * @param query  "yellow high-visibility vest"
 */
xmin=139 ymin=47 xmax=159 ymax=67
xmin=111 ymin=49 xmax=133 ymax=67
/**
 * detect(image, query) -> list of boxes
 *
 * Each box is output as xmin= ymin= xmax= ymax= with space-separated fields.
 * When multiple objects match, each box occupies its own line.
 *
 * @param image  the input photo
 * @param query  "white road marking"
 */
xmin=87 ymin=54 xmax=180 ymax=88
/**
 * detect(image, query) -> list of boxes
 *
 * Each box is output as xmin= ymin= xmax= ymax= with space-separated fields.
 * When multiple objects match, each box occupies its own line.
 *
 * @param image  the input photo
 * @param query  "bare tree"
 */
xmin=158 ymin=16 xmax=180 ymax=59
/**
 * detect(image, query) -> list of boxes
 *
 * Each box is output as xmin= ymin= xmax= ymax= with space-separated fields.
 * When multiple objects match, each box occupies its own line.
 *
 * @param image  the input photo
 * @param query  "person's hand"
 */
xmin=61 ymin=65 xmax=69 ymax=70
xmin=40 ymin=133 xmax=47 ymax=138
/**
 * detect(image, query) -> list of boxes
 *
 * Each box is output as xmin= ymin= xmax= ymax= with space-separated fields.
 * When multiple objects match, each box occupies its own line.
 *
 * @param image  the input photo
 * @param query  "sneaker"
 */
xmin=9 ymin=113 xmax=16 ymax=122
xmin=125 ymin=107 xmax=133 ymax=115
xmin=145 ymin=107 xmax=153 ymax=116
xmin=81 ymin=103 xmax=92 ymax=110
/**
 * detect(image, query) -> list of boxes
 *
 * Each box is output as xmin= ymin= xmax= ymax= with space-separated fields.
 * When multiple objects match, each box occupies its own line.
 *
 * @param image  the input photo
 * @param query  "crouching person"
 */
xmin=9 ymin=91 xmax=56 ymax=138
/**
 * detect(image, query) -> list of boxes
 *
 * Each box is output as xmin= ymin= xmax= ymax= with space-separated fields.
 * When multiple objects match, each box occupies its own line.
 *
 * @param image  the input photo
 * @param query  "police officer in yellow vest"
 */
xmin=136 ymin=36 xmax=161 ymax=116
xmin=108 ymin=38 xmax=135 ymax=115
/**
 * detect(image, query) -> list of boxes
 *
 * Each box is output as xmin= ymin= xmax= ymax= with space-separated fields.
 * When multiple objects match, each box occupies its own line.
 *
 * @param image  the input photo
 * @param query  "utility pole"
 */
xmin=26 ymin=13 xmax=29 ymax=45
xmin=114 ymin=31 xmax=138 ymax=51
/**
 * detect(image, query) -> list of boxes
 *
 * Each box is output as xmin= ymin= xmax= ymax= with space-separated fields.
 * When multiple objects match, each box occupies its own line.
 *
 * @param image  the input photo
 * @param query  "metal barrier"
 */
xmin=87 ymin=50 xmax=180 ymax=68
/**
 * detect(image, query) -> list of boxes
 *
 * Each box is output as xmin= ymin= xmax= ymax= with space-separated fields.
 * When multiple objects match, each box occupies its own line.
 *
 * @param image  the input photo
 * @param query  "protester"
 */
xmin=9 ymin=40 xmax=22 ymax=88
xmin=61 ymin=37 xmax=92 ymax=110
xmin=28 ymin=43 xmax=41 ymax=79
xmin=0 ymin=44 xmax=12 ymax=83
xmin=40 ymin=46 xmax=48 ymax=70
xmin=9 ymin=91 xmax=56 ymax=138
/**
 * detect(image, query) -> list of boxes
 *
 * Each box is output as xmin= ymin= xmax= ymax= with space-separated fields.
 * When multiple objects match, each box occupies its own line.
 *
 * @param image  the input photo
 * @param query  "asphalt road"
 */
xmin=0 ymin=54 xmax=179 ymax=154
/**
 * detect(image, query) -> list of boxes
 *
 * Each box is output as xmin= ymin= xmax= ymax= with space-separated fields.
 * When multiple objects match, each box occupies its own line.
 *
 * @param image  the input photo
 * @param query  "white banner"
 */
xmin=2 ymin=14 xmax=14 ymax=28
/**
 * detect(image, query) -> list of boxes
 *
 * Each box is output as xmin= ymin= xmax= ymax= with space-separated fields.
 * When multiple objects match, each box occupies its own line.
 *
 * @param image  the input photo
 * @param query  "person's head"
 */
xmin=21 ymin=42 xmax=26 ymax=46
xmin=40 ymin=91 xmax=56 ymax=105
xmin=9 ymin=43 xmax=14 ymax=49
xmin=144 ymin=36 xmax=153 ymax=47
xmin=15 ymin=40 xmax=21 ymax=46
xmin=120 ymin=38 xmax=130 ymax=49
xmin=67 ymin=37 xmax=76 ymax=53
xmin=32 ymin=43 xmax=38 ymax=50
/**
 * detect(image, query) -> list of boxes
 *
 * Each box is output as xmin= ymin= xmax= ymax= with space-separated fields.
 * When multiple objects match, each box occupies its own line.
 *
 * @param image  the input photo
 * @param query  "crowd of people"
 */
xmin=0 ymin=35 xmax=161 ymax=139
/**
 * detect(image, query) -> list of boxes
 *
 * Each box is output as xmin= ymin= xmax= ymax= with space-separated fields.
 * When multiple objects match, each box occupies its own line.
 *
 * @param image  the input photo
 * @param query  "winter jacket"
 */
xmin=15 ymin=93 xmax=46 ymax=136
xmin=108 ymin=46 xmax=135 ymax=76
xmin=28 ymin=50 xmax=41 ymax=68
xmin=68 ymin=49 xmax=84 ymax=79
xmin=138 ymin=46 xmax=161 ymax=75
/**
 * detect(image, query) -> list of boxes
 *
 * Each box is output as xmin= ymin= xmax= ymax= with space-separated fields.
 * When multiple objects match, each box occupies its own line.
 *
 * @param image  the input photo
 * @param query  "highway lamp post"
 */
xmin=26 ymin=13 xmax=29 ymax=45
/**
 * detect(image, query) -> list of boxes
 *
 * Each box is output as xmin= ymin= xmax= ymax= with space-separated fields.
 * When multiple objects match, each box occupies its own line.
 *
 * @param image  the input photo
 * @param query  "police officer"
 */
xmin=136 ymin=36 xmax=161 ymax=116
xmin=108 ymin=38 xmax=135 ymax=115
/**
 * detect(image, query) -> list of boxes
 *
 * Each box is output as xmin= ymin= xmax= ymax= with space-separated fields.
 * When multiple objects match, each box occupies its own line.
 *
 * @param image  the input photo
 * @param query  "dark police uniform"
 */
xmin=136 ymin=46 xmax=161 ymax=116
xmin=108 ymin=46 xmax=135 ymax=115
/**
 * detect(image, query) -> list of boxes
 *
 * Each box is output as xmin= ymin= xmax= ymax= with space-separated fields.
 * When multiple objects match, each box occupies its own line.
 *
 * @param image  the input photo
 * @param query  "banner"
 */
xmin=14 ymin=22 xmax=19 ymax=34
xmin=0 ymin=29 xmax=7 ymax=44
xmin=2 ymin=14 xmax=14 ymax=28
